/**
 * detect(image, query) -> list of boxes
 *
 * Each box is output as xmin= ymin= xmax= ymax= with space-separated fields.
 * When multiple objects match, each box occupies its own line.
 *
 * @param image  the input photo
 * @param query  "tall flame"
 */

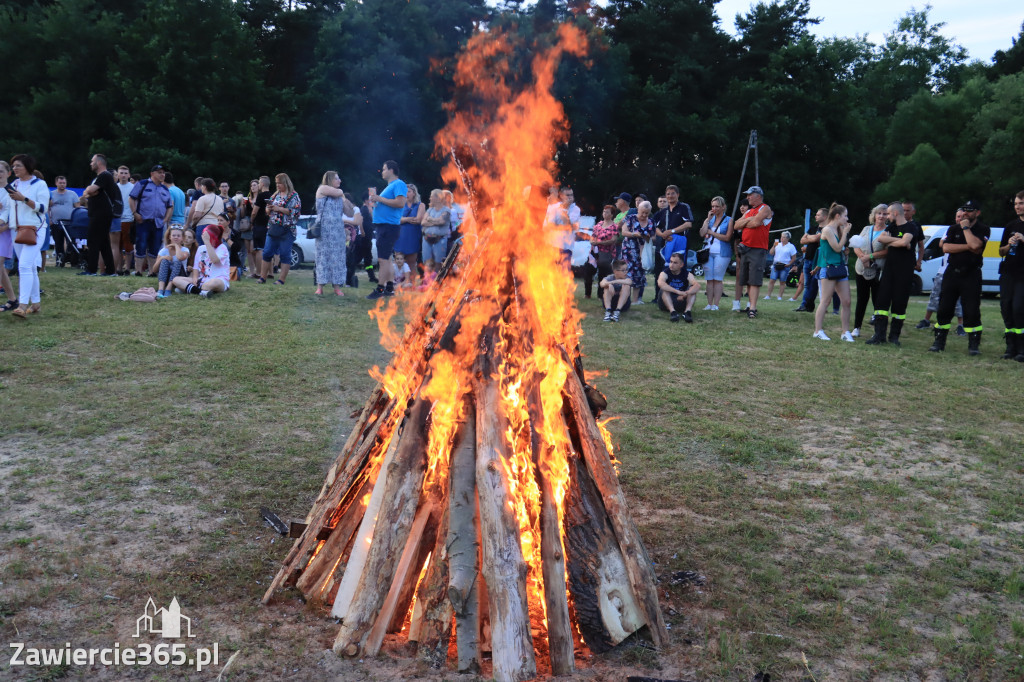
xmin=369 ymin=23 xmax=591 ymax=660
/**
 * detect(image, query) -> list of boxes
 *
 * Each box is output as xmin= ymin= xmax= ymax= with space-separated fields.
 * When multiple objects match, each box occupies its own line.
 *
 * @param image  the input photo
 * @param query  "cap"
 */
xmin=150 ymin=164 xmax=165 ymax=172
xmin=636 ymin=193 xmax=649 ymax=202
xmin=743 ymin=185 xmax=764 ymax=196
xmin=616 ymin=192 xmax=632 ymax=203
xmin=959 ymin=199 xmax=981 ymax=211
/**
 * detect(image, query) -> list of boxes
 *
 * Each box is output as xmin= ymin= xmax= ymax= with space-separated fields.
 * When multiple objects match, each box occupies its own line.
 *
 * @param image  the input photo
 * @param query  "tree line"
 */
xmin=2 ymin=0 xmax=1022 ymax=227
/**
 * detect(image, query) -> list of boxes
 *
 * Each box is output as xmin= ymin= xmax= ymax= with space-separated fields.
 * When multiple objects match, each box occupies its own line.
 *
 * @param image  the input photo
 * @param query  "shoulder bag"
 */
xmin=14 ymin=203 xmax=38 ymax=246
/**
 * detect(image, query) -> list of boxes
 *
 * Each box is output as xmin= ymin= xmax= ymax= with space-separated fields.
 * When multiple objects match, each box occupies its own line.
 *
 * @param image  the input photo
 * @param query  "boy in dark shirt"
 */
xmin=657 ymin=252 xmax=700 ymax=323
xmin=599 ymin=259 xmax=632 ymax=322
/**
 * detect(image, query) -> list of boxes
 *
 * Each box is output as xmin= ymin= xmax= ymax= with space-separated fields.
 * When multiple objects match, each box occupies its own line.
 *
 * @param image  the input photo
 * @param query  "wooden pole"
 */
xmin=332 ymin=398 xmax=432 ymax=656
xmin=526 ymin=385 xmax=575 ymax=676
xmin=475 ymin=361 xmax=537 ymax=682
xmin=447 ymin=399 xmax=480 ymax=673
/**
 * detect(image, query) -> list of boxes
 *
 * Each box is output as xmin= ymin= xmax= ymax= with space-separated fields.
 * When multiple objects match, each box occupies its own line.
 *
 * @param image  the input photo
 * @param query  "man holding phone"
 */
xmin=366 ymin=159 xmax=407 ymax=299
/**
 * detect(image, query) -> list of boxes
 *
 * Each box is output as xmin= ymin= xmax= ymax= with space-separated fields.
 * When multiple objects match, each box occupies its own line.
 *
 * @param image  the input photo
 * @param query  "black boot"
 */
xmin=888 ymin=318 xmax=904 ymax=347
xmin=968 ymin=331 xmax=982 ymax=356
xmin=1015 ymin=335 xmax=1024 ymax=362
xmin=928 ymin=328 xmax=949 ymax=352
xmin=1002 ymin=333 xmax=1015 ymax=359
xmin=864 ymin=316 xmax=888 ymax=345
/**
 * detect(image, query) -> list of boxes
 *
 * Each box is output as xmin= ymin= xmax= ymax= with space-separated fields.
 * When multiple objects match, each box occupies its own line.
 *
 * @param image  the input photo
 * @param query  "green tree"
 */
xmin=873 ymin=142 xmax=954 ymax=224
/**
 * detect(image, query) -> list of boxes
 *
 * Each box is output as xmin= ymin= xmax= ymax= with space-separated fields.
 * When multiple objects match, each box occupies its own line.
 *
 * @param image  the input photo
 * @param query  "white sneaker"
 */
xmin=777 ymin=297 xmax=782 ymax=301
xmin=732 ymin=300 xmax=741 ymax=311
xmin=788 ymin=297 xmax=797 ymax=302
xmin=841 ymin=331 xmax=855 ymax=342
xmin=763 ymin=295 xmax=771 ymax=300
xmin=710 ymin=305 xmax=719 ymax=311
xmin=704 ymin=304 xmax=713 ymax=310
xmin=851 ymin=327 xmax=860 ymax=338
xmin=813 ymin=330 xmax=831 ymax=341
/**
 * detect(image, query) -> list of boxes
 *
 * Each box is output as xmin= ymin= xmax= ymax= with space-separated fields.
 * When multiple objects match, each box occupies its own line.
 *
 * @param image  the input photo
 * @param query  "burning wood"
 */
xmin=262 ymin=22 xmax=668 ymax=681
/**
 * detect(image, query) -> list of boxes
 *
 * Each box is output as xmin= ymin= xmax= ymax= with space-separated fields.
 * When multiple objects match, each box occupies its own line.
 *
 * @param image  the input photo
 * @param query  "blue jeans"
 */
xmin=802 ymin=258 xmax=839 ymax=311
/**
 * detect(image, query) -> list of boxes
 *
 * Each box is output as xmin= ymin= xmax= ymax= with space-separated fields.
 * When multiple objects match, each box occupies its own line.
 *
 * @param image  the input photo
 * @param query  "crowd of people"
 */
xmin=2 ymin=153 xmax=1023 ymax=360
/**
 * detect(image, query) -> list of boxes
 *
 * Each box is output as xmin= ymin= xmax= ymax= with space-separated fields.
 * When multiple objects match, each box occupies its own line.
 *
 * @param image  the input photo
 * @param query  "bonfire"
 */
xmin=262 ymin=23 xmax=667 ymax=681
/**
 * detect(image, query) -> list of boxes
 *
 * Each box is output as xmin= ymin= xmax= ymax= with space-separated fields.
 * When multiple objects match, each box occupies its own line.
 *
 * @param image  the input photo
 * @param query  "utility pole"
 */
xmin=731 ymin=130 xmax=759 ymax=222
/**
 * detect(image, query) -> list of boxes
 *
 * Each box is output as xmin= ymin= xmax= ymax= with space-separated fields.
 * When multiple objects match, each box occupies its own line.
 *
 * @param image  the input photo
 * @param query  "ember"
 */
xmin=262 ymin=23 xmax=667 ymax=681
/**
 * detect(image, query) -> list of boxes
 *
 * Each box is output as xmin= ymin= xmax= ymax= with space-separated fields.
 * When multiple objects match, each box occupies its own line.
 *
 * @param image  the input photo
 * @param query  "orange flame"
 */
xmin=367 ymin=22 xmax=590 ymax=661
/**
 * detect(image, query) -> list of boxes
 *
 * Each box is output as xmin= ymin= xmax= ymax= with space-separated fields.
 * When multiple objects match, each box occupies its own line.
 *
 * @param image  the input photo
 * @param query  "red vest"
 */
xmin=741 ymin=203 xmax=772 ymax=249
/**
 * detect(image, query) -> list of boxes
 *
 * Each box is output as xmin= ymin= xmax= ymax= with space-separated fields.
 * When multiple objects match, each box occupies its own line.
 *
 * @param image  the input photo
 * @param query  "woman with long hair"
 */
xmin=259 ymin=173 xmax=300 ymax=284
xmin=812 ymin=203 xmax=854 ymax=342
xmin=7 ymin=155 xmax=50 ymax=318
xmin=397 ymin=184 xmax=425 ymax=277
xmin=314 ymin=170 xmax=349 ymax=296
xmin=851 ymin=204 xmax=889 ymax=337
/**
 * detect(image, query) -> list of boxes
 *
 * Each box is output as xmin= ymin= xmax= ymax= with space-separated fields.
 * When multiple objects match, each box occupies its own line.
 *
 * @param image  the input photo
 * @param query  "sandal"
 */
xmin=11 ymin=307 xmax=28 ymax=319
xmin=28 ymin=304 xmax=40 ymax=314
xmin=334 ymin=288 xmax=345 ymax=297
xmin=257 ymin=277 xmax=266 ymax=284
xmin=274 ymin=279 xmax=285 ymax=285
xmin=0 ymin=300 xmax=17 ymax=312
xmin=314 ymin=288 xmax=324 ymax=296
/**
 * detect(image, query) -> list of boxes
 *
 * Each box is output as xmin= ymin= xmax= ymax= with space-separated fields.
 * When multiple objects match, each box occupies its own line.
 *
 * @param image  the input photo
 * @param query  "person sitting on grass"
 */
xmin=171 ymin=217 xmax=230 ymax=298
xmin=393 ymin=252 xmax=413 ymax=290
xmin=152 ymin=226 xmax=189 ymax=298
xmin=599 ymin=259 xmax=632 ymax=322
xmin=658 ymin=251 xmax=700 ymax=323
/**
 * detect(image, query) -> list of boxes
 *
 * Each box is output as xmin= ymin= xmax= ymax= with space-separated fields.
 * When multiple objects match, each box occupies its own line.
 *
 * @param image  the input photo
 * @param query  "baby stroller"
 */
xmin=53 ymin=207 xmax=90 ymax=269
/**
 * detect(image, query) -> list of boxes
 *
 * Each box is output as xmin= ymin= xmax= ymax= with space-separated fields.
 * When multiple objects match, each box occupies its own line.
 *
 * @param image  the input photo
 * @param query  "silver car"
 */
xmin=291 ymin=214 xmax=318 ymax=267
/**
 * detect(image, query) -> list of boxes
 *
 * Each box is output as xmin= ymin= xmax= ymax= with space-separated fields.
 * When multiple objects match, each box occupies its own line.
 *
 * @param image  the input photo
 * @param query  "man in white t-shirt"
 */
xmin=765 ymin=231 xmax=798 ymax=300
xmin=115 ymin=166 xmax=135 ymax=273
xmin=543 ymin=186 xmax=580 ymax=268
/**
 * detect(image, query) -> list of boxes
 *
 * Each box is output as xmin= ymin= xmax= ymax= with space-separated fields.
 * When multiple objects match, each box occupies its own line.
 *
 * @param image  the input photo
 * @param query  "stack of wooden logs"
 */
xmin=262 ymin=272 xmax=667 ymax=680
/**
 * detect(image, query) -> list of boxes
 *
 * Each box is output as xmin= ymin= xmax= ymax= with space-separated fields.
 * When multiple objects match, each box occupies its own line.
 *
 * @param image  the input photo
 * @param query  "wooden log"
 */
xmin=561 ymin=367 xmax=668 ymax=648
xmin=413 ymin=503 xmax=453 ymax=668
xmin=561 ymin=443 xmax=646 ymax=653
xmin=385 ymin=507 xmax=440 ymax=635
xmin=332 ymin=397 xmax=431 ymax=656
xmin=526 ymin=386 xmax=575 ymax=676
xmin=447 ymin=400 xmax=480 ymax=673
xmin=363 ymin=500 xmax=435 ymax=656
xmin=475 ymin=367 xmax=536 ymax=682
xmin=261 ymin=394 xmax=401 ymax=603
xmin=315 ymin=385 xmax=387 ymax=502
xmin=329 ymin=401 xmax=414 ymax=621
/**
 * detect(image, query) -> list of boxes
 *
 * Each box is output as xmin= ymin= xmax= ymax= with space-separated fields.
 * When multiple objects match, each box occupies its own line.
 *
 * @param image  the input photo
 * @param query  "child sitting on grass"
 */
xmin=152 ymin=227 xmax=189 ymax=298
xmin=599 ymin=259 xmax=632 ymax=322
xmin=393 ymin=252 xmax=413 ymax=290
xmin=171 ymin=216 xmax=230 ymax=298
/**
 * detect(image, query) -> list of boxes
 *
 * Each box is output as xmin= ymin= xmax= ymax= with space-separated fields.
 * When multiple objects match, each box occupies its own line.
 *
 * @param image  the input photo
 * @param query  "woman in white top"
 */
xmin=698 ymin=196 xmax=732 ymax=310
xmin=186 ymin=178 xmax=224 ymax=236
xmin=0 ymin=160 xmax=16 ymax=312
xmin=765 ymin=231 xmax=798 ymax=300
xmin=7 ymin=155 xmax=51 ymax=318
xmin=851 ymin=204 xmax=889 ymax=338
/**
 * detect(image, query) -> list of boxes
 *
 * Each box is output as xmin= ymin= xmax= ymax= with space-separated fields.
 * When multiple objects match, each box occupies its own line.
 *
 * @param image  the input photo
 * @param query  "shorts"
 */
xmin=252 ymin=225 xmax=268 ymax=250
xmin=110 ymin=217 xmax=121 ymax=233
xmin=604 ymin=286 xmax=631 ymax=311
xmin=120 ymin=221 xmax=134 ymax=253
xmin=40 ymin=225 xmax=51 ymax=252
xmin=770 ymin=264 xmax=790 ymax=281
xmin=705 ymin=253 xmax=728 ymax=281
xmin=738 ymin=247 xmax=767 ymax=287
xmin=422 ymin=236 xmax=448 ymax=263
xmin=199 ymin=275 xmax=230 ymax=291
xmin=816 ymin=268 xmax=848 ymax=283
xmin=262 ymin=230 xmax=295 ymax=262
xmin=927 ymin=274 xmax=962 ymax=316
xmin=135 ymin=219 xmax=163 ymax=259
xmin=374 ymin=223 xmax=400 ymax=260
xmin=657 ymin=292 xmax=690 ymax=312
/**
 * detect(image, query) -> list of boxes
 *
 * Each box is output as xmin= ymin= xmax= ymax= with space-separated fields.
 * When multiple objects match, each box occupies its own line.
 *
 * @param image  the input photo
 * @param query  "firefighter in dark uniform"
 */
xmin=930 ymin=199 xmax=990 ymax=355
xmin=998 ymin=190 xmax=1024 ymax=361
xmin=865 ymin=201 xmax=922 ymax=347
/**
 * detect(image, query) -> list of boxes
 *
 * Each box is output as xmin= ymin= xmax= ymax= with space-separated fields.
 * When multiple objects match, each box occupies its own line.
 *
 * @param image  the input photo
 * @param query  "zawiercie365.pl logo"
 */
xmin=9 ymin=597 xmax=220 ymax=672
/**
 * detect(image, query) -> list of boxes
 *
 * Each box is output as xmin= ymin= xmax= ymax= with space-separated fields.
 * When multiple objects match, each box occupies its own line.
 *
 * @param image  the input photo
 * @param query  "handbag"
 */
xmin=825 ymin=262 xmax=848 ymax=280
xmin=696 ymin=247 xmax=710 ymax=265
xmin=13 ymin=204 xmax=38 ymax=246
xmin=641 ymin=240 xmax=655 ymax=271
xmin=570 ymin=239 xmax=591 ymax=267
xmin=306 ymin=216 xmax=322 ymax=239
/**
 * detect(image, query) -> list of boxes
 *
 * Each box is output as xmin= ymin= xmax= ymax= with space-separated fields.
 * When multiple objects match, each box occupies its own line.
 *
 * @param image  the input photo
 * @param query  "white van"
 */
xmin=917 ymin=225 xmax=1004 ymax=295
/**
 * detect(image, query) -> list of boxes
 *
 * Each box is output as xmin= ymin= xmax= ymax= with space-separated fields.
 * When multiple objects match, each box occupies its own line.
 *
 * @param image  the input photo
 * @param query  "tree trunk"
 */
xmin=562 ymin=368 xmax=668 ymax=648
xmin=475 ymin=369 xmax=537 ymax=682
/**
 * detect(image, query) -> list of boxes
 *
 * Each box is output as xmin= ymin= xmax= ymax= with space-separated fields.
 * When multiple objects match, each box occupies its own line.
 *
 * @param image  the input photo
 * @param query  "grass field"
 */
xmin=1 ymin=266 xmax=1022 ymax=681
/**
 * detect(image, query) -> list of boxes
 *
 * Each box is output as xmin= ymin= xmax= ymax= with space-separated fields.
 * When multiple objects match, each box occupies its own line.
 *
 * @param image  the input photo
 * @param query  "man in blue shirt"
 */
xmin=367 ymin=159 xmax=407 ymax=299
xmin=128 ymin=164 xmax=173 ymax=275
xmin=164 ymin=172 xmax=187 ymax=227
